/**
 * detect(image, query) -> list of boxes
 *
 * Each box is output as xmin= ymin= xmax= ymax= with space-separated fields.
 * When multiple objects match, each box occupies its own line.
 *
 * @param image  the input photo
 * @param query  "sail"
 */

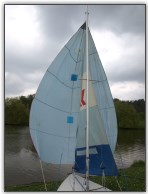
xmin=29 ymin=23 xmax=85 ymax=164
xmin=75 ymin=72 xmax=118 ymax=175
xmin=74 ymin=23 xmax=118 ymax=176
xmin=29 ymin=22 xmax=118 ymax=175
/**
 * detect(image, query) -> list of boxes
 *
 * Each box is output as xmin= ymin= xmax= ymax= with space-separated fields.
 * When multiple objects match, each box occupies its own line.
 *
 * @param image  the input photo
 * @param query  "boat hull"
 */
xmin=57 ymin=174 xmax=111 ymax=191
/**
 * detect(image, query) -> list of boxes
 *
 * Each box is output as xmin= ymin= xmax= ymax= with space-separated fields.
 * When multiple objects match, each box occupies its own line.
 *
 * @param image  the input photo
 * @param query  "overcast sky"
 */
xmin=5 ymin=4 xmax=145 ymax=100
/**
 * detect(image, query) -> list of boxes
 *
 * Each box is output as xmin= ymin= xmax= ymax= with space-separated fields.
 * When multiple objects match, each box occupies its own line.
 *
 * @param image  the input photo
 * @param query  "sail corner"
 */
xmin=80 ymin=22 xmax=86 ymax=30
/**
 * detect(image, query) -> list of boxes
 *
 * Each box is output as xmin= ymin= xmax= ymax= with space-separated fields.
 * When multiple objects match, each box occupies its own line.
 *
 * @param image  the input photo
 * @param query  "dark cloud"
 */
xmin=5 ymin=4 xmax=145 ymax=100
xmin=89 ymin=5 xmax=145 ymax=34
xmin=107 ymin=44 xmax=145 ymax=84
xmin=5 ymin=45 xmax=48 ymax=74
xmin=36 ymin=5 xmax=84 ymax=46
xmin=36 ymin=5 xmax=145 ymax=40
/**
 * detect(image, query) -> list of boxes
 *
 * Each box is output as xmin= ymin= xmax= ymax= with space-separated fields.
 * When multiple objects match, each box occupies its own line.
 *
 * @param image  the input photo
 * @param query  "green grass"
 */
xmin=5 ymin=160 xmax=145 ymax=192
xmin=5 ymin=181 xmax=62 ymax=192
xmin=90 ymin=160 xmax=145 ymax=191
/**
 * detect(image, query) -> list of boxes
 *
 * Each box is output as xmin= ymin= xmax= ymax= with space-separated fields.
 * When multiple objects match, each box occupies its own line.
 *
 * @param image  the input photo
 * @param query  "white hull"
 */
xmin=57 ymin=174 xmax=111 ymax=191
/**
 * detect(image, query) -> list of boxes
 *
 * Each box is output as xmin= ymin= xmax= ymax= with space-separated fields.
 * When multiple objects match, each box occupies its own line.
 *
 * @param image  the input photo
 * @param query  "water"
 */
xmin=4 ymin=125 xmax=145 ymax=186
xmin=114 ymin=128 xmax=145 ymax=169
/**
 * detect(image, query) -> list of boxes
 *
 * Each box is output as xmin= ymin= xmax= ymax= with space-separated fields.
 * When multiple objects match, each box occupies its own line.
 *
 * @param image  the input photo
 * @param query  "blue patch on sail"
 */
xmin=71 ymin=74 xmax=78 ymax=81
xmin=67 ymin=116 xmax=74 ymax=123
xmin=75 ymin=144 xmax=118 ymax=176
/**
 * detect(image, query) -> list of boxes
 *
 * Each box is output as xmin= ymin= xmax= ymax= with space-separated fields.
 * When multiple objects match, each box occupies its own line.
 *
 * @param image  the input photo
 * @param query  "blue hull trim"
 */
xmin=75 ymin=144 xmax=118 ymax=176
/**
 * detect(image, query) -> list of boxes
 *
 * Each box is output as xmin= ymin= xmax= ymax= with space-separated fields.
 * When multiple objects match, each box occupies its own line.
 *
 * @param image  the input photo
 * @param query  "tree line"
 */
xmin=5 ymin=95 xmax=34 ymax=126
xmin=5 ymin=95 xmax=145 ymax=129
xmin=114 ymin=99 xmax=145 ymax=129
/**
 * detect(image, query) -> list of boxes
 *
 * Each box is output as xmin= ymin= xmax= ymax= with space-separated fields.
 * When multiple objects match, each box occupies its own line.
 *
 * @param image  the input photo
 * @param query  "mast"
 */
xmin=85 ymin=5 xmax=89 ymax=191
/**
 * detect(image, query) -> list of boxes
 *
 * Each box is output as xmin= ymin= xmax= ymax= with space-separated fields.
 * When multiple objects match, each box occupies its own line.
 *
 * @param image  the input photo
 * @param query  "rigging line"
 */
xmin=30 ymin=127 xmax=76 ymax=139
xmin=34 ymin=97 xmax=79 ymax=114
xmin=116 ymin=143 xmax=129 ymax=191
xmin=78 ymin=78 xmax=107 ymax=82
xmin=102 ymin=170 xmax=106 ymax=188
xmin=46 ymin=70 xmax=81 ymax=89
xmin=115 ymin=176 xmax=122 ymax=191
xmin=39 ymin=159 xmax=48 ymax=191
xmin=57 ymin=152 xmax=63 ymax=187
xmin=72 ymin=171 xmax=76 ymax=191
xmin=35 ymin=132 xmax=47 ymax=191
xmin=92 ymin=79 xmax=107 ymax=84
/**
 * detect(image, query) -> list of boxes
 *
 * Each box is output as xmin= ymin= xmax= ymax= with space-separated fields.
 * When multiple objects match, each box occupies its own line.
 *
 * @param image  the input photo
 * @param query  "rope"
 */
xmin=57 ymin=153 xmax=63 ymax=183
xmin=115 ymin=176 xmax=122 ymax=191
xmin=116 ymin=143 xmax=129 ymax=191
xmin=39 ymin=159 xmax=47 ymax=191
xmin=72 ymin=170 xmax=76 ymax=191
xmin=101 ymin=170 xmax=106 ymax=188
xmin=35 ymin=132 xmax=47 ymax=191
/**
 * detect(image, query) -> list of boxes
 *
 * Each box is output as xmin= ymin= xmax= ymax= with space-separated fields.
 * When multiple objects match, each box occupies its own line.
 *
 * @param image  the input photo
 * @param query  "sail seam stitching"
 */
xmin=35 ymin=97 xmax=79 ymax=114
xmin=35 ymin=96 xmax=114 ymax=114
xmin=65 ymin=46 xmax=77 ymax=63
xmin=47 ymin=70 xmax=81 ymax=89
xmin=30 ymin=127 xmax=75 ymax=138
xmin=75 ymin=51 xmax=97 ymax=63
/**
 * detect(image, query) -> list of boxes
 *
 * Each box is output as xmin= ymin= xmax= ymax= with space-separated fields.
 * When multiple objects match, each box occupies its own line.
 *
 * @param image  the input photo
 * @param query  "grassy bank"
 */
xmin=5 ymin=161 xmax=145 ymax=192
xmin=4 ymin=181 xmax=62 ymax=192
xmin=90 ymin=160 xmax=145 ymax=191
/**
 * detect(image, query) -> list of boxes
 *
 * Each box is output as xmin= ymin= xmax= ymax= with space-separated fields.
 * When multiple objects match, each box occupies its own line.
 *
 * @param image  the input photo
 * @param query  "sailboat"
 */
xmin=29 ymin=9 xmax=118 ymax=191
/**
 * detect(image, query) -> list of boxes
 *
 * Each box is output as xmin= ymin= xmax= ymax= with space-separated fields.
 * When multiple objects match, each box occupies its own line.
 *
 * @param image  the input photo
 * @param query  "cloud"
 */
xmin=92 ymin=29 xmax=145 ymax=84
xmin=111 ymin=81 xmax=145 ymax=100
xmin=36 ymin=5 xmax=84 ymax=41
xmin=5 ymin=5 xmax=42 ymax=49
xmin=5 ymin=70 xmax=43 ymax=97
xmin=5 ymin=4 xmax=145 ymax=100
xmin=89 ymin=5 xmax=145 ymax=35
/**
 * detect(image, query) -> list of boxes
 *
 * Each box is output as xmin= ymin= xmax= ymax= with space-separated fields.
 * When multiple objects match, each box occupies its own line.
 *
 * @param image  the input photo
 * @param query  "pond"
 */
xmin=4 ymin=125 xmax=145 ymax=186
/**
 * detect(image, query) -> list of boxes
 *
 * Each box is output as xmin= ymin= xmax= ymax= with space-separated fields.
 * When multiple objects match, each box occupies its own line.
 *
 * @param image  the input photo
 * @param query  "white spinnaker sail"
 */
xmin=29 ymin=23 xmax=117 ymax=173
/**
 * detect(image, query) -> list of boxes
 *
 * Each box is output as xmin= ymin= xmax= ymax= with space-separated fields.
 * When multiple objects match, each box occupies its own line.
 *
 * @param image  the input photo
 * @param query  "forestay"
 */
xmin=29 ymin=22 xmax=118 ymax=175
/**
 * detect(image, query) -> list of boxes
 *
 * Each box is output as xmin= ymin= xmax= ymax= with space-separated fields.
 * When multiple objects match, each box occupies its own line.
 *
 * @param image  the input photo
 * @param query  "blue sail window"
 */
xmin=71 ymin=74 xmax=78 ymax=81
xmin=67 ymin=116 xmax=74 ymax=123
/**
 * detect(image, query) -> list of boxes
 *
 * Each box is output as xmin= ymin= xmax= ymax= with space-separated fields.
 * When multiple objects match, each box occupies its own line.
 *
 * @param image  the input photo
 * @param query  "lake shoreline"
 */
xmin=119 ymin=127 xmax=145 ymax=130
xmin=5 ymin=124 xmax=145 ymax=130
xmin=5 ymin=123 xmax=29 ymax=126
